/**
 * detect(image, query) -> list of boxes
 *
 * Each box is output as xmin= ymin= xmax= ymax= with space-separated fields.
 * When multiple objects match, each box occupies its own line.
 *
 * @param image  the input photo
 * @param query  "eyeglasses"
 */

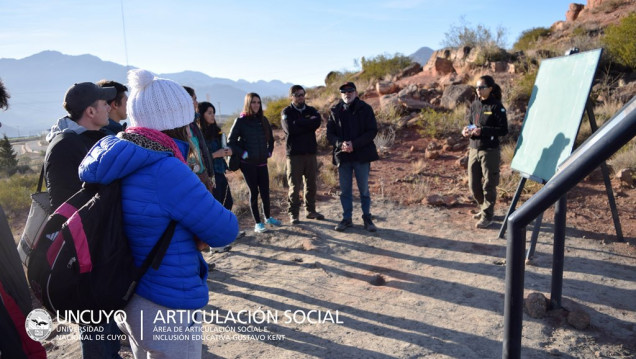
xmin=475 ymin=86 xmax=489 ymax=90
xmin=292 ymin=93 xmax=305 ymax=97
xmin=340 ymin=89 xmax=355 ymax=94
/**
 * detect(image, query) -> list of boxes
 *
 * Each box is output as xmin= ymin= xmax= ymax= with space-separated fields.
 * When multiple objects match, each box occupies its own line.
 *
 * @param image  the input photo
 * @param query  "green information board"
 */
xmin=510 ymin=49 xmax=602 ymax=183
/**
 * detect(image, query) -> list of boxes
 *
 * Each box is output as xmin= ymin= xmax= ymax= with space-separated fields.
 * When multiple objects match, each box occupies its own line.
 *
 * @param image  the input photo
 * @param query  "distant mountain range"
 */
xmin=409 ymin=46 xmax=434 ymax=66
xmin=0 ymin=51 xmax=293 ymax=137
xmin=0 ymin=48 xmax=434 ymax=137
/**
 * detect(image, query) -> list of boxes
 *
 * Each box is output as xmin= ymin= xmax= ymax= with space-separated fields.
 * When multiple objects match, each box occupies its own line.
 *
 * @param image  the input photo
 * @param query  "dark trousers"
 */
xmin=286 ymin=154 xmax=318 ymax=216
xmin=212 ymin=172 xmax=233 ymax=211
xmin=240 ymin=162 xmax=271 ymax=224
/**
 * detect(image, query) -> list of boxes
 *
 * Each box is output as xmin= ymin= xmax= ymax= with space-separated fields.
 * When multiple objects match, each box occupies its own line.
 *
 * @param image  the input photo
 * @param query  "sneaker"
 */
xmin=254 ymin=223 xmax=267 ymax=233
xmin=472 ymin=212 xmax=482 ymax=219
xmin=335 ymin=218 xmax=353 ymax=232
xmin=362 ymin=215 xmax=377 ymax=232
xmin=266 ymin=217 xmax=282 ymax=226
xmin=290 ymin=215 xmax=300 ymax=225
xmin=236 ymin=230 xmax=246 ymax=239
xmin=475 ymin=217 xmax=493 ymax=229
xmin=306 ymin=211 xmax=325 ymax=220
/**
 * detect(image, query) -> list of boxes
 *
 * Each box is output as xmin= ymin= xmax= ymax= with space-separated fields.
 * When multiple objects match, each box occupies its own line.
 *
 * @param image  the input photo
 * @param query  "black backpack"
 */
xmin=26 ymin=181 xmax=176 ymax=319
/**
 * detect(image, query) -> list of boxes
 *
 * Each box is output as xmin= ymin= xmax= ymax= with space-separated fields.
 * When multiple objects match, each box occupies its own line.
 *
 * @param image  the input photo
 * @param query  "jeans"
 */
xmin=338 ymin=161 xmax=371 ymax=220
xmin=80 ymin=320 xmax=123 ymax=359
xmin=116 ymin=295 xmax=202 ymax=359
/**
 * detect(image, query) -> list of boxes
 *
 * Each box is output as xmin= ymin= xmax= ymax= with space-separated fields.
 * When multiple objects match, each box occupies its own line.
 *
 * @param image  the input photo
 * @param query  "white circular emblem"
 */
xmin=25 ymin=308 xmax=52 ymax=342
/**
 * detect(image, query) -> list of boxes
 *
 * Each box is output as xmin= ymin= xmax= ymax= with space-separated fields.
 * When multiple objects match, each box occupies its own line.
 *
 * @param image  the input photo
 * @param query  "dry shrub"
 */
xmin=374 ymin=127 xmax=396 ymax=152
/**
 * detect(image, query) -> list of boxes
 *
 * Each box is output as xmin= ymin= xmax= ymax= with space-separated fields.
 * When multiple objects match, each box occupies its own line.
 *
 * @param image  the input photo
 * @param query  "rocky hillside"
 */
xmin=330 ymin=0 xmax=635 ymax=129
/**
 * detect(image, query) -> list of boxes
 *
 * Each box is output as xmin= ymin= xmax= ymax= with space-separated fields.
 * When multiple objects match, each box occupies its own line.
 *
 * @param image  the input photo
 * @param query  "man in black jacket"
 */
xmin=44 ymin=82 xmax=124 ymax=359
xmin=327 ymin=82 xmax=379 ymax=232
xmin=281 ymin=85 xmax=324 ymax=224
xmin=45 ymin=82 xmax=114 ymax=209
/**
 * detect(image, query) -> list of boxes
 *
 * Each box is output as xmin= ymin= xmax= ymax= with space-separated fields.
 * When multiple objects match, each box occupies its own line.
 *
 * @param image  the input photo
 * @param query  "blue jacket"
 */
xmin=78 ymin=135 xmax=238 ymax=309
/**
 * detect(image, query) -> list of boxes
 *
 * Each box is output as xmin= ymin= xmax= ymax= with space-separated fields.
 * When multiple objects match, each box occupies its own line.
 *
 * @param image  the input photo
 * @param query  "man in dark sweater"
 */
xmin=327 ymin=82 xmax=379 ymax=232
xmin=281 ymin=85 xmax=324 ymax=224
xmin=44 ymin=82 xmax=124 ymax=358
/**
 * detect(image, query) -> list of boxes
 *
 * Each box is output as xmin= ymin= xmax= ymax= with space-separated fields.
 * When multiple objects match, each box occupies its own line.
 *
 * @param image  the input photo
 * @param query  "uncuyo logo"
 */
xmin=25 ymin=308 xmax=52 ymax=342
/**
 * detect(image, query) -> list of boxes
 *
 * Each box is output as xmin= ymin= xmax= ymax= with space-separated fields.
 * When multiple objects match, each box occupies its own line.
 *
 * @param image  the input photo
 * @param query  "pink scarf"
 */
xmin=124 ymin=126 xmax=187 ymax=164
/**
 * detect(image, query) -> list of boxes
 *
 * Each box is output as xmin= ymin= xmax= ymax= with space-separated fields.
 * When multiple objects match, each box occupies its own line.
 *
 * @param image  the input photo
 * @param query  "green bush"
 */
xmin=0 ymin=172 xmax=39 ymax=216
xmin=262 ymin=96 xmax=290 ymax=129
xmin=415 ymin=106 xmax=466 ymax=139
xmin=513 ymin=27 xmax=551 ymax=51
xmin=442 ymin=17 xmax=507 ymax=49
xmin=603 ymin=13 xmax=636 ymax=70
xmin=359 ymin=53 xmax=412 ymax=81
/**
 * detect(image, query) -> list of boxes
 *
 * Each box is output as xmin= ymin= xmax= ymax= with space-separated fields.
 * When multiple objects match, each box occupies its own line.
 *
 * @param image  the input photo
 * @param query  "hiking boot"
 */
xmin=472 ymin=212 xmax=482 ymax=219
xmin=335 ymin=218 xmax=353 ymax=232
xmin=254 ymin=223 xmax=267 ymax=233
xmin=290 ymin=215 xmax=300 ymax=225
xmin=475 ymin=217 xmax=493 ymax=229
xmin=362 ymin=215 xmax=377 ymax=232
xmin=266 ymin=217 xmax=282 ymax=226
xmin=306 ymin=211 xmax=325 ymax=220
xmin=211 ymin=245 xmax=232 ymax=253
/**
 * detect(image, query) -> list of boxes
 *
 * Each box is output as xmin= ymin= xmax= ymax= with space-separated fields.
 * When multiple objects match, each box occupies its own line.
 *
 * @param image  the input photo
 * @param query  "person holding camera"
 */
xmin=462 ymin=75 xmax=508 ymax=229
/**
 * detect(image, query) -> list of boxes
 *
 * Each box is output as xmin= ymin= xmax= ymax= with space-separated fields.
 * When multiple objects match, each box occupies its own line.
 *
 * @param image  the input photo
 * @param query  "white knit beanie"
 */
xmin=126 ymin=69 xmax=194 ymax=131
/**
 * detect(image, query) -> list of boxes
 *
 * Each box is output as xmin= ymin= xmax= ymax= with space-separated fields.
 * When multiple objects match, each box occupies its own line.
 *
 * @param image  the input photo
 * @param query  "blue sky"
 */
xmin=0 ymin=0 xmax=574 ymax=87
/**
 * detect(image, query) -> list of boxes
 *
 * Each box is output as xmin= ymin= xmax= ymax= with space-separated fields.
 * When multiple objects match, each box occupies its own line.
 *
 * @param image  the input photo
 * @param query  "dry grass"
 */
xmin=411 ymin=159 xmax=427 ymax=175
xmin=268 ymin=150 xmax=287 ymax=188
xmin=319 ymin=162 xmax=339 ymax=189
xmin=500 ymin=143 xmax=517 ymax=165
xmin=609 ymin=139 xmax=636 ymax=172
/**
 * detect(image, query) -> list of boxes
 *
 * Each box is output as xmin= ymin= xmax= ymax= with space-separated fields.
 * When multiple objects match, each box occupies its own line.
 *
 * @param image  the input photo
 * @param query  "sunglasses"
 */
xmin=340 ymin=88 xmax=355 ymax=94
xmin=292 ymin=93 xmax=305 ymax=97
xmin=475 ymin=86 xmax=490 ymax=90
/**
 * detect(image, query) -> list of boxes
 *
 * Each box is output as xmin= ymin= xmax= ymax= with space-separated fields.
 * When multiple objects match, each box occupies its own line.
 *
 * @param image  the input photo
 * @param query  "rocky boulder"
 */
xmin=440 ymin=84 xmax=474 ymax=110
xmin=396 ymin=62 xmax=423 ymax=79
xmin=566 ymin=3 xmax=585 ymax=22
xmin=376 ymin=81 xmax=400 ymax=95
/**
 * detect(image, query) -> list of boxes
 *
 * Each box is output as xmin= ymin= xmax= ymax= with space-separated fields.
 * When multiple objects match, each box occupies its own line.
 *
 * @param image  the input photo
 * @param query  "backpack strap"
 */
xmin=37 ymin=165 xmax=45 ymax=192
xmin=123 ymin=220 xmax=177 ymax=301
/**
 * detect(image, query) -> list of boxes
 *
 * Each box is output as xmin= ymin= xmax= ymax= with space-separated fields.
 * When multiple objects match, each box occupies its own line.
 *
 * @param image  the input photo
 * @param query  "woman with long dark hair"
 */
xmin=198 ymin=101 xmax=233 ymax=210
xmin=462 ymin=75 xmax=508 ymax=229
xmin=228 ymin=93 xmax=281 ymax=233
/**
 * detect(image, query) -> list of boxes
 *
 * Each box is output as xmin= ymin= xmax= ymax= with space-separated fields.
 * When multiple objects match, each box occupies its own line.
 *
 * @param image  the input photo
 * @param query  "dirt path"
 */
xmin=42 ymin=196 xmax=636 ymax=358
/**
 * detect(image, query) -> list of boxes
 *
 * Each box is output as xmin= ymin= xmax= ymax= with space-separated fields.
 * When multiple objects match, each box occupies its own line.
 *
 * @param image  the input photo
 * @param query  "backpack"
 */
xmin=26 ymin=180 xmax=176 ymax=318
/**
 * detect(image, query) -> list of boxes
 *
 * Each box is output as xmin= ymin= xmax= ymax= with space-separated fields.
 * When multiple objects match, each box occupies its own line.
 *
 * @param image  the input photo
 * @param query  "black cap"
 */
xmin=339 ymin=82 xmax=357 ymax=92
xmin=63 ymin=82 xmax=116 ymax=116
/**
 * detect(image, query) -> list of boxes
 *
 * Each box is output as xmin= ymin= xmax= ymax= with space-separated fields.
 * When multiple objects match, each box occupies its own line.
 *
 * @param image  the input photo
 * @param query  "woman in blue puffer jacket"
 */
xmin=78 ymin=69 xmax=238 ymax=359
